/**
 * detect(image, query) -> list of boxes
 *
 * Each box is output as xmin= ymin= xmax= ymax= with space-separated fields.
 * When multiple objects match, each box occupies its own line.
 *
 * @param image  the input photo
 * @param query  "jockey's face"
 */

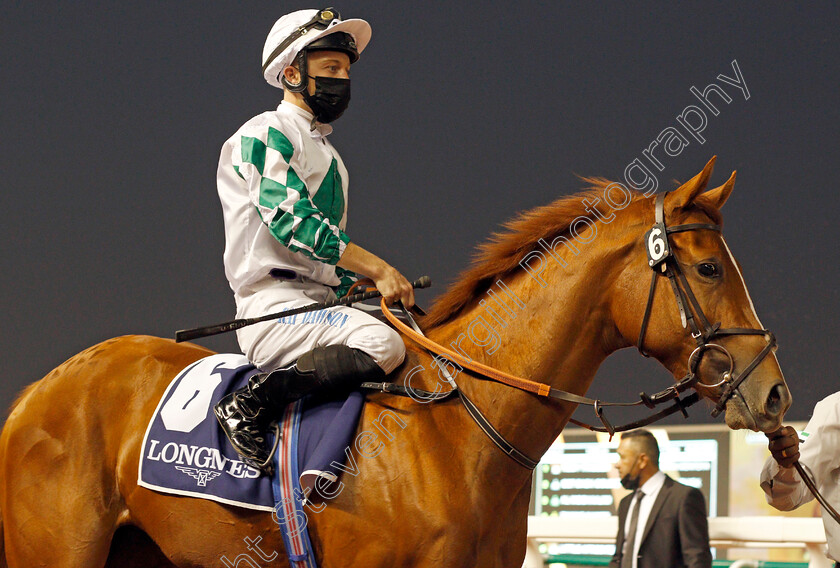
xmin=283 ymin=50 xmax=351 ymax=95
xmin=305 ymin=50 xmax=351 ymax=85
xmin=282 ymin=50 xmax=352 ymax=116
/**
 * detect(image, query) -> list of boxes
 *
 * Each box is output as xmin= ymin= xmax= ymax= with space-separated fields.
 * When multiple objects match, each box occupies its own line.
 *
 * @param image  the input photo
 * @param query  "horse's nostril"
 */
xmin=766 ymin=384 xmax=784 ymax=415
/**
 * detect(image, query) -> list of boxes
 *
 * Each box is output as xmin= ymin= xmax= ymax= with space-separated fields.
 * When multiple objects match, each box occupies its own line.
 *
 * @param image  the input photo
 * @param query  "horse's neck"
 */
xmin=425 ymin=242 xmax=626 ymax=479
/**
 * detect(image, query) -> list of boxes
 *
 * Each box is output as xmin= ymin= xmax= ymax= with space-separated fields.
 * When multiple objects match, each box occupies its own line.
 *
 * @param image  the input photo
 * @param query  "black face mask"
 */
xmin=302 ymin=75 xmax=351 ymax=124
xmin=619 ymin=455 xmax=641 ymax=490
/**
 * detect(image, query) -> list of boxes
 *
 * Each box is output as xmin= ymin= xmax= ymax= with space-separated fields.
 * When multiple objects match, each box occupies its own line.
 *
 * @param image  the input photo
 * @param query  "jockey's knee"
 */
xmin=346 ymin=324 xmax=405 ymax=375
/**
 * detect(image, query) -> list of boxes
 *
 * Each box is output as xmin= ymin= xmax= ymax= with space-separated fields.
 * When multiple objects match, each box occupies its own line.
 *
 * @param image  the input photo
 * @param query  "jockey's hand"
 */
xmin=373 ymin=265 xmax=415 ymax=308
xmin=336 ymin=242 xmax=415 ymax=308
xmin=766 ymin=426 xmax=800 ymax=469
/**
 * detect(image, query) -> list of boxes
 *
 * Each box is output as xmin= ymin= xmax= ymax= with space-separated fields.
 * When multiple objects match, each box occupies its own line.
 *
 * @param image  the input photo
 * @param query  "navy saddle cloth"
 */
xmin=138 ymin=353 xmax=364 ymax=511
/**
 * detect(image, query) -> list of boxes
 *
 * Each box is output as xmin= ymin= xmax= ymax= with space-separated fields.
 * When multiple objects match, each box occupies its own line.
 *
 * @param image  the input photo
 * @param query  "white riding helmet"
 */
xmin=262 ymin=8 xmax=372 ymax=89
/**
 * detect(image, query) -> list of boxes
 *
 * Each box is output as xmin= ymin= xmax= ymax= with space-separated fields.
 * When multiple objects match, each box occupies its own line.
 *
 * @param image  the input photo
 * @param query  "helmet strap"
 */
xmin=280 ymin=51 xmax=309 ymax=93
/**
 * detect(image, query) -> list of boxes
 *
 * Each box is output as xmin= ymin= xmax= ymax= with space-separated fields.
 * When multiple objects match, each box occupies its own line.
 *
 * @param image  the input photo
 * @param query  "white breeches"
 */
xmin=235 ymin=279 xmax=405 ymax=374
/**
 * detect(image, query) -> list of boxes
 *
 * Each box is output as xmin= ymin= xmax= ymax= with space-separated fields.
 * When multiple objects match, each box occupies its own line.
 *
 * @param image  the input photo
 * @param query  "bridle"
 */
xmin=373 ymin=191 xmax=778 ymax=470
xmin=368 ymin=191 xmax=835 ymax=527
xmin=636 ymin=191 xmax=777 ymax=418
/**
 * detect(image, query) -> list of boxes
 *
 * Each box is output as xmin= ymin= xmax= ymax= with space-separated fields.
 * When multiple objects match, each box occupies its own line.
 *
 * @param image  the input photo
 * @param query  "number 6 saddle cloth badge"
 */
xmin=137 ymin=354 xmax=278 ymax=512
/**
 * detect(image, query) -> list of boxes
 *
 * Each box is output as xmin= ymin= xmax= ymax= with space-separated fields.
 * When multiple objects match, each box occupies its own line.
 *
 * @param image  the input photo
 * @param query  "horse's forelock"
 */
xmin=691 ymin=198 xmax=724 ymax=227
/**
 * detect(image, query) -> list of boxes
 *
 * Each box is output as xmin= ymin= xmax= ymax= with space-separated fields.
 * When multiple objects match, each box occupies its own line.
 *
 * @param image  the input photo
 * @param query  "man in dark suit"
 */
xmin=609 ymin=430 xmax=712 ymax=568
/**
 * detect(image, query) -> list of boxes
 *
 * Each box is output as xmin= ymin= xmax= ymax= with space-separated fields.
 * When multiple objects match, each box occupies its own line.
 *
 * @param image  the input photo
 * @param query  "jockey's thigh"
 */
xmin=236 ymin=281 xmax=405 ymax=374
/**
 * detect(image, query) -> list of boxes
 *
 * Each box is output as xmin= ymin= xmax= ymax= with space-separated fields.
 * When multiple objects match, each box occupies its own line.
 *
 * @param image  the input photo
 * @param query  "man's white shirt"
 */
xmin=624 ymin=470 xmax=667 ymax=568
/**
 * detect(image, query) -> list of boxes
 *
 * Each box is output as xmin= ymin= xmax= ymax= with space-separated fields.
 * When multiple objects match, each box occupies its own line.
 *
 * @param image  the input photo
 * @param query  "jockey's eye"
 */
xmin=697 ymin=262 xmax=720 ymax=278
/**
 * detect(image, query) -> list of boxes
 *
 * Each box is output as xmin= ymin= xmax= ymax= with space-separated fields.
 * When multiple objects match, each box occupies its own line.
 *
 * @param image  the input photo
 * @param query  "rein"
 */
xmin=357 ymin=193 xmax=840 ymax=530
xmin=375 ymin=301 xmax=702 ymax=469
xmin=364 ymin=191 xmax=778 ymax=470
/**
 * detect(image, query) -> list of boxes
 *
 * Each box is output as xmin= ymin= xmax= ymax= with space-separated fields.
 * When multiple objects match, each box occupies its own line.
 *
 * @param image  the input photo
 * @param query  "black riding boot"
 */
xmin=214 ymin=345 xmax=385 ymax=472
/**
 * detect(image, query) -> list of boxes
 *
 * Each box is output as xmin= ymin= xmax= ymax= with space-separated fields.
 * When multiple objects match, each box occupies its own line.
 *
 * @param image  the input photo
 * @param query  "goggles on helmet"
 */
xmin=262 ymin=8 xmax=342 ymax=74
xmin=305 ymin=31 xmax=358 ymax=63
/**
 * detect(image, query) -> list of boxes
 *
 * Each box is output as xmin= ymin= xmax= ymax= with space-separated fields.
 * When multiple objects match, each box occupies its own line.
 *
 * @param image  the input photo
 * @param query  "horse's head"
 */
xmin=613 ymin=157 xmax=790 ymax=432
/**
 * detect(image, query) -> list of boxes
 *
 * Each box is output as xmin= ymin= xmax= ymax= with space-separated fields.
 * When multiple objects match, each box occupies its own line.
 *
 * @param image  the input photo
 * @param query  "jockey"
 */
xmin=214 ymin=8 xmax=414 ymax=471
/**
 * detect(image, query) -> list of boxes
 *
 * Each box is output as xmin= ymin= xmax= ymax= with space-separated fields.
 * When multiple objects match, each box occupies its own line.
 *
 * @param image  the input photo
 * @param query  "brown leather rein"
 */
xmin=366 ymin=191 xmax=777 ymax=469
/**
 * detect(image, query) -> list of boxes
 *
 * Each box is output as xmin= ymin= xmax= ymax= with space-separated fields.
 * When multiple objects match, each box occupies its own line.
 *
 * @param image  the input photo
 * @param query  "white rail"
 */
xmin=523 ymin=516 xmax=830 ymax=568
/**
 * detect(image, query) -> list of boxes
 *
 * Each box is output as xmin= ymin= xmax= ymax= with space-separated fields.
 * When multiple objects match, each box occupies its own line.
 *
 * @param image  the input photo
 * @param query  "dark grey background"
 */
xmin=2 ymin=2 xmax=838 ymax=426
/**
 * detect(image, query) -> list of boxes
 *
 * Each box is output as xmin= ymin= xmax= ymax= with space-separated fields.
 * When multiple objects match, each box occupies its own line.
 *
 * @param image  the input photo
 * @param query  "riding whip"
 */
xmin=175 ymin=276 xmax=431 ymax=343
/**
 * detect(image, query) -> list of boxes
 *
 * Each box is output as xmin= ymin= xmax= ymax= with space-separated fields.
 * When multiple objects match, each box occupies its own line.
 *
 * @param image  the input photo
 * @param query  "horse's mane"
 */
xmin=5 ymin=382 xmax=39 ymax=419
xmin=421 ymin=179 xmax=646 ymax=329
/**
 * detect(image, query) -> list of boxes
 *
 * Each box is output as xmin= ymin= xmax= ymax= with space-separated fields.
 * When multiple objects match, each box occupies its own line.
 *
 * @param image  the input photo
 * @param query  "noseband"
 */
xmin=636 ymin=192 xmax=777 ymax=417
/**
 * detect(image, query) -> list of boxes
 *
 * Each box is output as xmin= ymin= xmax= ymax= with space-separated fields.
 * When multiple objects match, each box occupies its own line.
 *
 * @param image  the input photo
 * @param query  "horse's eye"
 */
xmin=697 ymin=262 xmax=719 ymax=278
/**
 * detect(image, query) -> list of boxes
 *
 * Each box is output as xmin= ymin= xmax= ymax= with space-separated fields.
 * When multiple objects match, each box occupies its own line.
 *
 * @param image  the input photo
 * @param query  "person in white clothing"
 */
xmin=762 ymin=392 xmax=840 ymax=563
xmin=213 ymin=8 xmax=414 ymax=472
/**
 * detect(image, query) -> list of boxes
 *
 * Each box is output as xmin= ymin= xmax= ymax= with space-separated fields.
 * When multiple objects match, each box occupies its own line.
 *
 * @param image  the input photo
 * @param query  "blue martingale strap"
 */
xmin=270 ymin=399 xmax=318 ymax=568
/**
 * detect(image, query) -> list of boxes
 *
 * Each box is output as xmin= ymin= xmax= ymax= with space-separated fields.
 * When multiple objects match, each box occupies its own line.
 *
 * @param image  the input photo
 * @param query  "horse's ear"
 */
xmin=698 ymin=170 xmax=736 ymax=211
xmin=666 ymin=156 xmax=716 ymax=212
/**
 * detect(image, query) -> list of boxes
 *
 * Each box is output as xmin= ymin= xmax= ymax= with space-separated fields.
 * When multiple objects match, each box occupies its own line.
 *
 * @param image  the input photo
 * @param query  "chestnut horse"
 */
xmin=0 ymin=158 xmax=790 ymax=567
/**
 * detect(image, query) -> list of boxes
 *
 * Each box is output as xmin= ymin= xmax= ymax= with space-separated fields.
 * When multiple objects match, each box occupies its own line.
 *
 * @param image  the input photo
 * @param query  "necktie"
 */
xmin=621 ymin=490 xmax=645 ymax=568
